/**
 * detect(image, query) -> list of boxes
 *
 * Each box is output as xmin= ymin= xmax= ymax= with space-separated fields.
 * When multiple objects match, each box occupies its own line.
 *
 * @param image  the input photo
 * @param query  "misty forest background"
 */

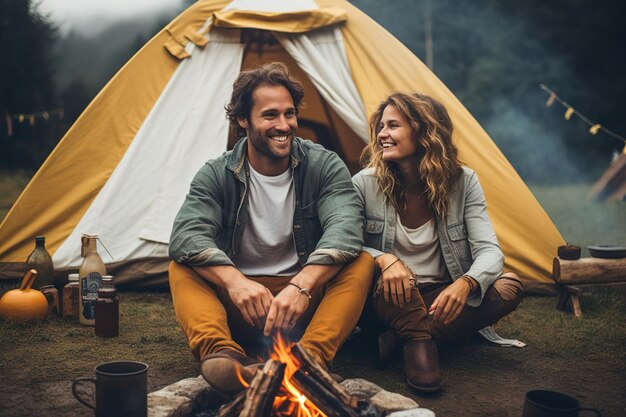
xmin=1 ymin=0 xmax=625 ymax=185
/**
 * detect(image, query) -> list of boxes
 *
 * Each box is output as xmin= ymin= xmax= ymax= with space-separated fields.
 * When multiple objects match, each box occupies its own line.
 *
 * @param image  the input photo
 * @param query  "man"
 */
xmin=169 ymin=62 xmax=373 ymax=396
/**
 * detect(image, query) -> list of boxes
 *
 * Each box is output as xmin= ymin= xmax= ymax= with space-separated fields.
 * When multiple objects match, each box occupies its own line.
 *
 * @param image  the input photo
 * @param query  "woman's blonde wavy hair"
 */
xmin=361 ymin=92 xmax=463 ymax=217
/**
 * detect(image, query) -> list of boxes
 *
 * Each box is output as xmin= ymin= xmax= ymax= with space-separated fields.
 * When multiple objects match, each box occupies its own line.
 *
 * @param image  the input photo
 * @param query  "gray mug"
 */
xmin=72 ymin=361 xmax=148 ymax=417
xmin=523 ymin=390 xmax=601 ymax=417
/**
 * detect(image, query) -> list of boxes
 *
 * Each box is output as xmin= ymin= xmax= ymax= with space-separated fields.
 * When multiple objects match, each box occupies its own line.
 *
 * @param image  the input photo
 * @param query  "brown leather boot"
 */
xmin=403 ymin=339 xmax=443 ymax=392
xmin=377 ymin=330 xmax=402 ymax=368
xmin=200 ymin=349 xmax=261 ymax=397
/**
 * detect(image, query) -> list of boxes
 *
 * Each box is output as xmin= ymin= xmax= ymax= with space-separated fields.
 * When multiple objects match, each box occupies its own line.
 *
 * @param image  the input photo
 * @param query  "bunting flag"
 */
xmin=540 ymin=84 xmax=625 ymax=144
xmin=4 ymin=108 xmax=65 ymax=136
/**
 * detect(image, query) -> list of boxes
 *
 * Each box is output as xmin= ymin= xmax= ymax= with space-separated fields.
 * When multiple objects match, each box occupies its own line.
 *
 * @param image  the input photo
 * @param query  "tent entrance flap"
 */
xmin=229 ymin=28 xmax=367 ymax=173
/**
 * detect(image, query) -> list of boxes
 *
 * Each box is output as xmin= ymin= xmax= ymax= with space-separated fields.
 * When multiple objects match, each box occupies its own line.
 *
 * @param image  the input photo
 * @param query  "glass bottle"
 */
xmin=78 ymin=235 xmax=106 ymax=326
xmin=25 ymin=236 xmax=54 ymax=289
xmin=63 ymin=273 xmax=80 ymax=318
xmin=95 ymin=276 xmax=119 ymax=338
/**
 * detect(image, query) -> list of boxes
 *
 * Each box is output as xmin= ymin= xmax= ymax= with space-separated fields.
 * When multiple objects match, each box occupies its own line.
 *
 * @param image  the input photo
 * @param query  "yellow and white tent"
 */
xmin=0 ymin=0 xmax=564 ymax=290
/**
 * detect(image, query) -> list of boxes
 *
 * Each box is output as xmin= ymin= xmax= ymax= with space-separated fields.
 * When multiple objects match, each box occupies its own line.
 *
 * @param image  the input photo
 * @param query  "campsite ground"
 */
xmin=1 ymin=171 xmax=625 ymax=417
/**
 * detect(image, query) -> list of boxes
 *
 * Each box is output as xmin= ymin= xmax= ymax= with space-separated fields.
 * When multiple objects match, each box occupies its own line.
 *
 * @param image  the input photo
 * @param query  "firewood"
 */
xmin=290 ymin=343 xmax=354 ymax=407
xmin=291 ymin=370 xmax=359 ymax=417
xmin=239 ymin=359 xmax=285 ymax=417
xmin=217 ymin=391 xmax=245 ymax=417
xmin=553 ymin=257 xmax=626 ymax=284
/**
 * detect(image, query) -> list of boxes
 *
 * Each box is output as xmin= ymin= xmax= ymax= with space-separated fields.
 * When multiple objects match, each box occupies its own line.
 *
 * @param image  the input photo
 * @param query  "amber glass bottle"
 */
xmin=78 ymin=235 xmax=106 ymax=326
xmin=25 ymin=236 xmax=54 ymax=289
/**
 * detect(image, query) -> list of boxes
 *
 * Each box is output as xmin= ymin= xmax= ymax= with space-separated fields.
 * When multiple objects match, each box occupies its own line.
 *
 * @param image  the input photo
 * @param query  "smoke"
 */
xmin=352 ymin=0 xmax=622 ymax=185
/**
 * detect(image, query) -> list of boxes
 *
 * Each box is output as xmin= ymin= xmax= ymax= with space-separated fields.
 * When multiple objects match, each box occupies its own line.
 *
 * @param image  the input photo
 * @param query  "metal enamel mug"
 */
xmin=72 ymin=361 xmax=148 ymax=417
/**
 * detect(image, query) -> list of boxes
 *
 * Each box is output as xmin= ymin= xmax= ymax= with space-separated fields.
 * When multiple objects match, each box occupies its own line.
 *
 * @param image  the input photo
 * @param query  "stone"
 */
xmin=340 ymin=378 xmax=384 ymax=398
xmin=148 ymin=391 xmax=191 ymax=417
xmin=370 ymin=390 xmax=419 ymax=412
xmin=388 ymin=409 xmax=436 ymax=417
xmin=148 ymin=376 xmax=224 ymax=417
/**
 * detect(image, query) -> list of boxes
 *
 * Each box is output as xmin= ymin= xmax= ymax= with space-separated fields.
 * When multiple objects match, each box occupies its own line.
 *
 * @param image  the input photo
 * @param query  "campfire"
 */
xmin=218 ymin=335 xmax=382 ymax=417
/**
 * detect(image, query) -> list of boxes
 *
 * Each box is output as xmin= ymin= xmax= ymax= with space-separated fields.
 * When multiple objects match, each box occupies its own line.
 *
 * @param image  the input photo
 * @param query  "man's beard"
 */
xmin=247 ymin=126 xmax=294 ymax=160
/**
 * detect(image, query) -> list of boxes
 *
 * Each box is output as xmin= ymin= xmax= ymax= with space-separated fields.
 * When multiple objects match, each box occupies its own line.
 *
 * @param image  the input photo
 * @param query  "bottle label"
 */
xmin=81 ymin=272 xmax=102 ymax=320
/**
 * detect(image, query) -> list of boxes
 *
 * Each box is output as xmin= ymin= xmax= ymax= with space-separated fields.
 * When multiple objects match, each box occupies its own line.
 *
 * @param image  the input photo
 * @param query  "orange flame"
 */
xmin=234 ymin=364 xmax=251 ymax=389
xmin=271 ymin=333 xmax=327 ymax=417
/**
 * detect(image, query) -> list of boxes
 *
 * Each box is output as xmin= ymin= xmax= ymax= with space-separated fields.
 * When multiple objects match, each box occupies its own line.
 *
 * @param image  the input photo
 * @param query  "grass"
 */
xmin=0 ymin=172 xmax=625 ymax=416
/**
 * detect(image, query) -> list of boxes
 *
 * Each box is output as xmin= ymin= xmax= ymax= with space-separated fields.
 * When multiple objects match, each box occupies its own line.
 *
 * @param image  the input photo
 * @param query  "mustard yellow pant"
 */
xmin=169 ymin=253 xmax=374 ymax=366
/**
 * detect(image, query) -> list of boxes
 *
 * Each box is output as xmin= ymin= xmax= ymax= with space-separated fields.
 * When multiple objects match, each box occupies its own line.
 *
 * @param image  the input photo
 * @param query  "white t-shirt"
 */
xmin=393 ymin=214 xmax=447 ymax=284
xmin=232 ymin=164 xmax=300 ymax=276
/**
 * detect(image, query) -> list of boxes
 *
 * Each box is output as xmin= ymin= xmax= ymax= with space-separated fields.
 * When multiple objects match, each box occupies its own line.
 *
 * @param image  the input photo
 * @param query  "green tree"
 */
xmin=0 ymin=0 xmax=59 ymax=168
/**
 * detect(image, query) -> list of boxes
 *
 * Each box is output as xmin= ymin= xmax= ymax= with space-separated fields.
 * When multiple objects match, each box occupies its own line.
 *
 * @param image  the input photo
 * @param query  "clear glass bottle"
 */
xmin=95 ymin=276 xmax=119 ymax=338
xmin=78 ymin=235 xmax=106 ymax=326
xmin=63 ymin=273 xmax=80 ymax=318
xmin=25 ymin=236 xmax=54 ymax=289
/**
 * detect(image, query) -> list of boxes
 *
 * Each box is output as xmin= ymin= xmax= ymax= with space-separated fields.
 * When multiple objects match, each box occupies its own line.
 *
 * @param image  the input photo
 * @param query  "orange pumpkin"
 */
xmin=0 ymin=269 xmax=48 ymax=322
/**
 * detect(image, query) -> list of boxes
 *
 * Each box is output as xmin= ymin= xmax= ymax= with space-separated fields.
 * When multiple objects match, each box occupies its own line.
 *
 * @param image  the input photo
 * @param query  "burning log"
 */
xmin=291 ymin=370 xmax=358 ymax=417
xmin=289 ymin=344 xmax=382 ymax=417
xmin=218 ymin=359 xmax=285 ymax=417
xmin=290 ymin=344 xmax=357 ymax=408
xmin=218 ymin=340 xmax=383 ymax=417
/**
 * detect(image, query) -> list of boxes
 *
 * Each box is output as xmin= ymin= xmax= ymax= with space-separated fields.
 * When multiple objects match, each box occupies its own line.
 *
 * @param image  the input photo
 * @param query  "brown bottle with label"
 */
xmin=78 ymin=235 xmax=106 ymax=326
xmin=25 ymin=236 xmax=54 ymax=289
xmin=95 ymin=276 xmax=119 ymax=338
xmin=62 ymin=273 xmax=80 ymax=318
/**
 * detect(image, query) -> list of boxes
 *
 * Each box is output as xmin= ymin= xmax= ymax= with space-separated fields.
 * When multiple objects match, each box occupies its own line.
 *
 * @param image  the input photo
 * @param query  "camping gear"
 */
xmin=79 ymin=234 xmax=106 ymax=326
xmin=588 ymin=149 xmax=626 ymax=201
xmin=587 ymin=245 xmax=626 ymax=259
xmin=72 ymin=361 xmax=148 ymax=417
xmin=40 ymin=285 xmax=60 ymax=316
xmin=557 ymin=245 xmax=581 ymax=260
xmin=523 ymin=390 xmax=601 ymax=417
xmin=95 ymin=276 xmax=119 ymax=338
xmin=0 ymin=0 xmax=565 ymax=292
xmin=0 ymin=269 xmax=48 ymax=322
xmin=25 ymin=236 xmax=54 ymax=289
xmin=62 ymin=273 xmax=80 ymax=318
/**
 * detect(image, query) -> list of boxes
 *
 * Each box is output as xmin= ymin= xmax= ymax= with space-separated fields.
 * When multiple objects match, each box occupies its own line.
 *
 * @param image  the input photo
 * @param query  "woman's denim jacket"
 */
xmin=169 ymin=137 xmax=363 ymax=269
xmin=352 ymin=167 xmax=503 ymax=307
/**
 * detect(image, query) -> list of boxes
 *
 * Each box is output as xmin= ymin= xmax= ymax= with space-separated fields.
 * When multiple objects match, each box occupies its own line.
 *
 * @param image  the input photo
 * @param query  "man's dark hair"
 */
xmin=226 ymin=62 xmax=304 ymax=138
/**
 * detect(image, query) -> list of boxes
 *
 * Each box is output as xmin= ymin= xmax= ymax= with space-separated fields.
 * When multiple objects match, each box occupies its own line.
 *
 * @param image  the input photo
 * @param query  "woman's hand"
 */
xmin=429 ymin=276 xmax=476 ymax=324
xmin=377 ymin=254 xmax=414 ymax=308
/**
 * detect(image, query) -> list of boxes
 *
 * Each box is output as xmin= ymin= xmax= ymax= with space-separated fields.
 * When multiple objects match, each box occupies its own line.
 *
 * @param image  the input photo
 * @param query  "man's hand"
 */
xmin=263 ymin=284 xmax=309 ymax=336
xmin=225 ymin=277 xmax=274 ymax=329
xmin=263 ymin=264 xmax=341 ymax=336
xmin=377 ymin=254 xmax=413 ymax=308
xmin=192 ymin=264 xmax=273 ymax=329
xmin=429 ymin=277 xmax=476 ymax=325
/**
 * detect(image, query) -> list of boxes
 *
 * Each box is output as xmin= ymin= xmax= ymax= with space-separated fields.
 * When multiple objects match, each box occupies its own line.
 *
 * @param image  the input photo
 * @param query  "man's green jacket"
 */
xmin=169 ymin=137 xmax=363 ymax=269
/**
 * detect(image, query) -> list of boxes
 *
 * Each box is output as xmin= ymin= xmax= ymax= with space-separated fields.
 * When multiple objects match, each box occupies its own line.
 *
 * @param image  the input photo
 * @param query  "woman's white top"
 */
xmin=392 ymin=214 xmax=447 ymax=284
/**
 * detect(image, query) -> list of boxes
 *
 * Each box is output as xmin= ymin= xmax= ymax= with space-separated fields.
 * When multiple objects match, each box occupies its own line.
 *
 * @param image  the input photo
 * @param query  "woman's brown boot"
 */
xmin=403 ymin=339 xmax=443 ymax=392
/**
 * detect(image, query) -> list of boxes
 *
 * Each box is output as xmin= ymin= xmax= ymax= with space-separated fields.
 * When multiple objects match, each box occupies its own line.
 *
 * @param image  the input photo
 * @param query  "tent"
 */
xmin=588 ymin=147 xmax=626 ymax=201
xmin=0 ymin=0 xmax=564 ymax=292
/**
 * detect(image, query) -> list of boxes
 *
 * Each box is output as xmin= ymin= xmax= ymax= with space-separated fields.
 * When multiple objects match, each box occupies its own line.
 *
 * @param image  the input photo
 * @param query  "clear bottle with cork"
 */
xmin=79 ymin=234 xmax=106 ymax=326
xmin=63 ymin=273 xmax=80 ymax=318
xmin=95 ymin=276 xmax=119 ymax=337
xmin=26 ymin=236 xmax=54 ymax=289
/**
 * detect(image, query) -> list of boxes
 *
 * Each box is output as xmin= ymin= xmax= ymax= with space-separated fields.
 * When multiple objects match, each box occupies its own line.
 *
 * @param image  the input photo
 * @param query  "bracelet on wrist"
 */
xmin=460 ymin=275 xmax=476 ymax=293
xmin=381 ymin=258 xmax=400 ymax=274
xmin=287 ymin=282 xmax=312 ymax=300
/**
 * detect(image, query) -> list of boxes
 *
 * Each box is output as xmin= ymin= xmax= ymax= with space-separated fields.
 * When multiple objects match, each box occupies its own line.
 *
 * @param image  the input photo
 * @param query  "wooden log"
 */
xmin=218 ymin=391 xmax=245 ymax=417
xmin=291 ymin=370 xmax=359 ymax=417
xmin=290 ymin=343 xmax=355 ymax=408
xmin=239 ymin=359 xmax=286 ymax=417
xmin=553 ymin=257 xmax=626 ymax=285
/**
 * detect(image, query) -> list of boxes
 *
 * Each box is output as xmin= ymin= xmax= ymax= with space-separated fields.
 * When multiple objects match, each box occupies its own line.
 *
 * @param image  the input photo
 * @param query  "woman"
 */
xmin=353 ymin=93 xmax=523 ymax=392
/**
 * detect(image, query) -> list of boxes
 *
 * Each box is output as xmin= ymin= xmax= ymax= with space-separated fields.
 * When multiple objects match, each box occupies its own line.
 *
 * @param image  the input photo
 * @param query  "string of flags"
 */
xmin=540 ymin=84 xmax=625 ymax=146
xmin=4 ymin=108 xmax=64 ymax=137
